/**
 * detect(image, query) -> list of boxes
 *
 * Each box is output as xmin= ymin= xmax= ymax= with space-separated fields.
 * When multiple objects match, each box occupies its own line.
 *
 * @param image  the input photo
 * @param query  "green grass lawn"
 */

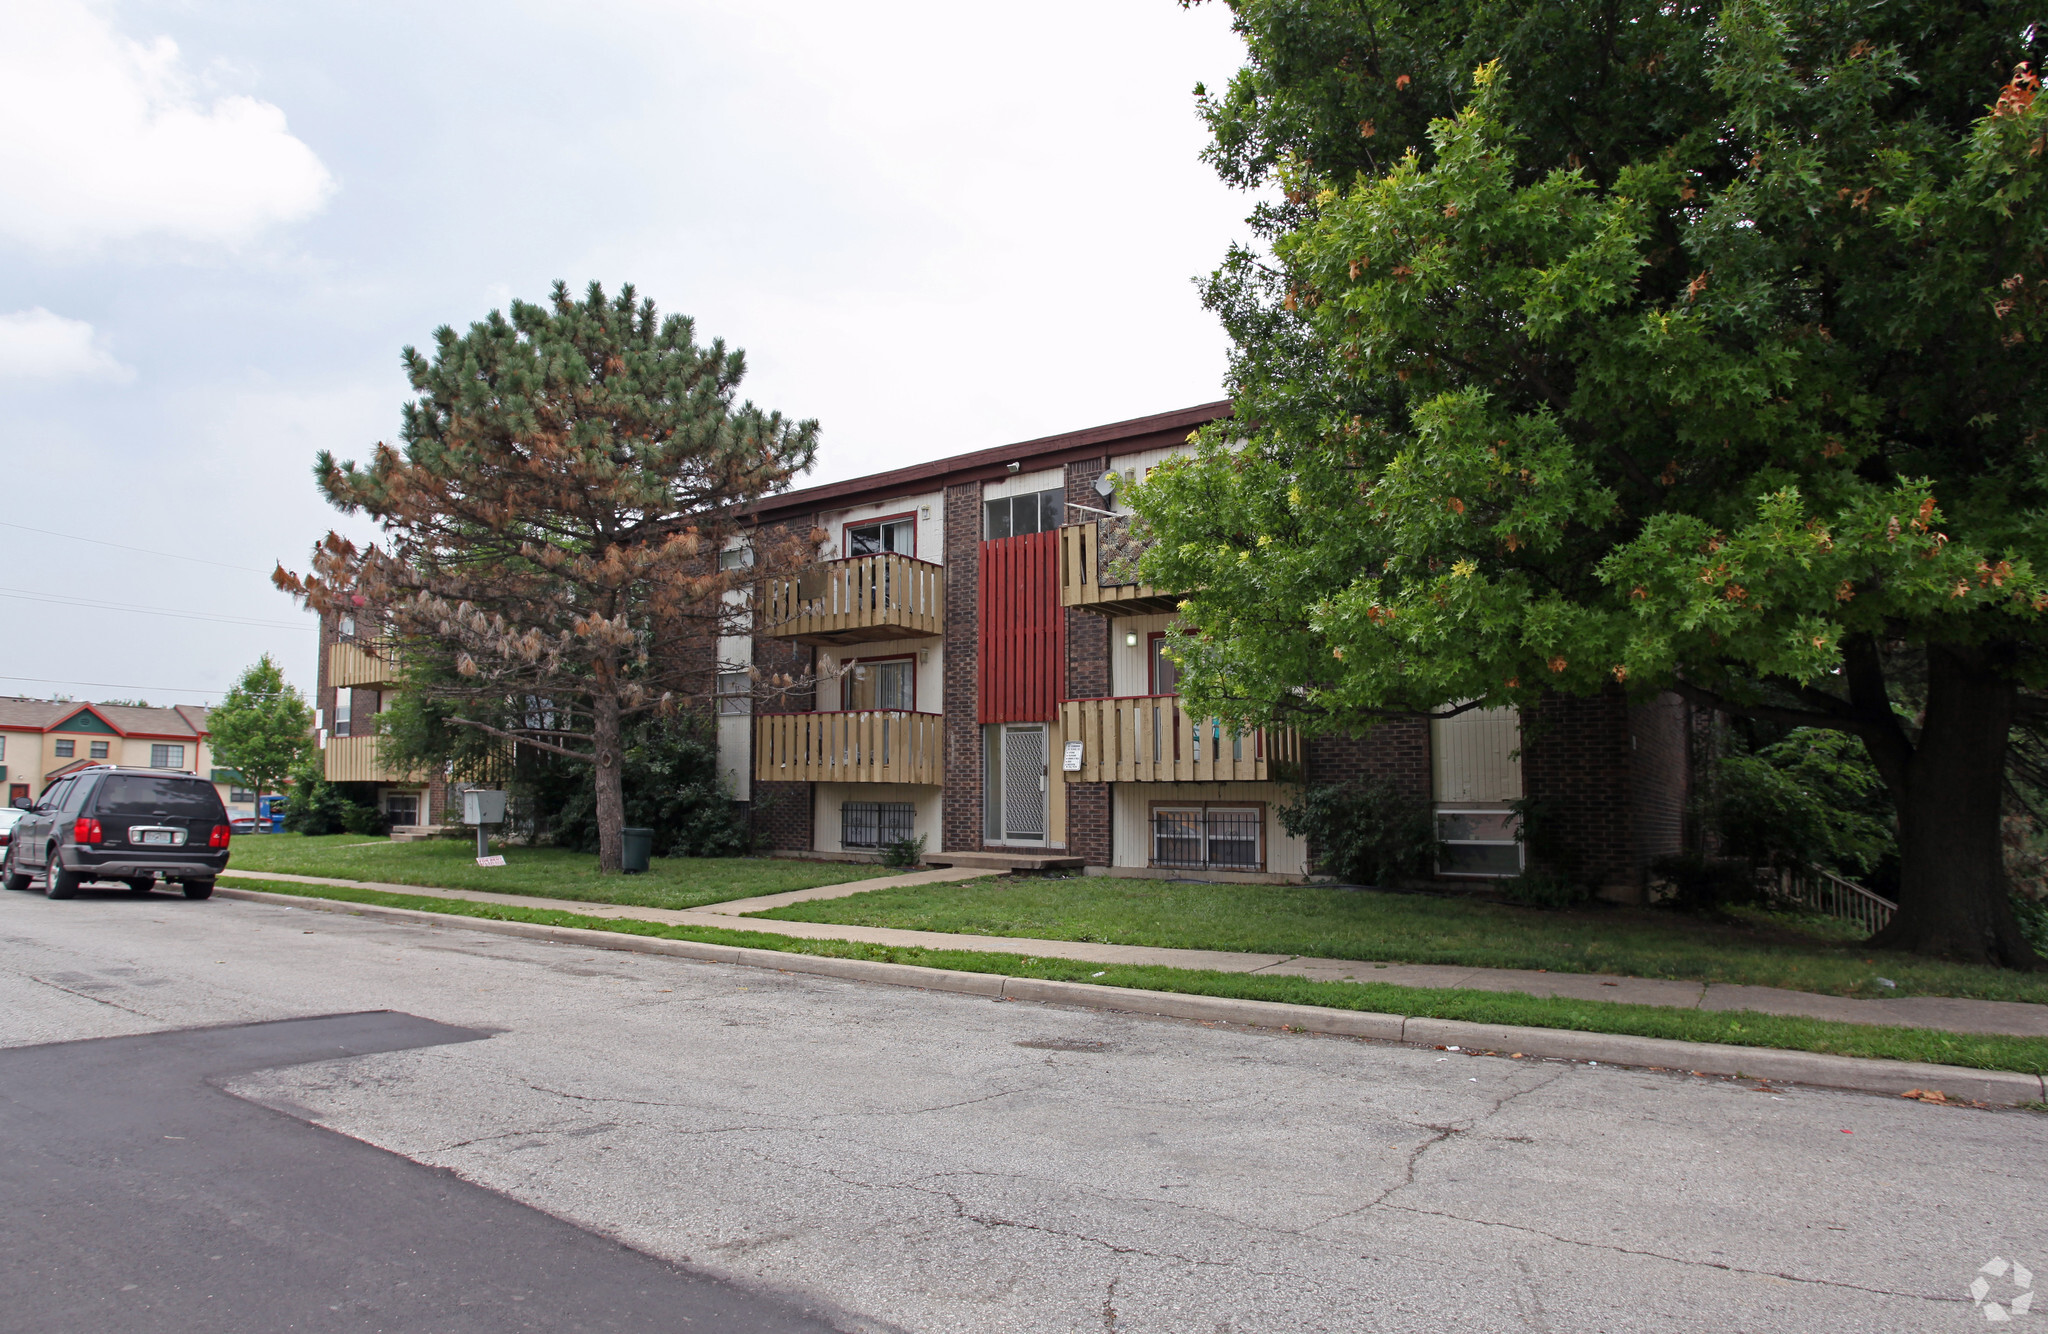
xmin=223 ymin=833 xmax=893 ymax=911
xmin=748 ymin=875 xmax=2048 ymax=1005
xmin=223 ymin=876 xmax=2048 ymax=1076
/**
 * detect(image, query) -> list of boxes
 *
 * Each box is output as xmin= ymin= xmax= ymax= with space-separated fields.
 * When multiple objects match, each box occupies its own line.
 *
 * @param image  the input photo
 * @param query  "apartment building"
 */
xmin=310 ymin=611 xmax=450 ymax=830
xmin=732 ymin=403 xmax=1694 ymax=895
xmin=0 ymin=698 xmax=249 ymax=816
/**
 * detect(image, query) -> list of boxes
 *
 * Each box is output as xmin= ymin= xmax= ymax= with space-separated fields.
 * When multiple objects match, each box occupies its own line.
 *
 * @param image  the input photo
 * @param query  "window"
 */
xmin=844 ymin=657 xmax=913 ymax=712
xmin=53 ymin=739 xmax=74 ymax=758
xmin=59 ymin=777 xmax=96 ymax=813
xmin=0 ymin=736 xmax=6 ymax=761
xmin=333 ymin=692 xmax=352 ymax=738
xmin=1437 ymin=810 xmax=1524 ymax=876
xmin=384 ymin=792 xmax=420 ymax=827
xmin=982 ymin=488 xmax=1063 ymax=540
xmin=150 ymin=744 xmax=185 ymax=769
xmin=844 ymin=515 xmax=914 ymax=558
xmin=718 ymin=546 xmax=753 ymax=571
xmin=716 ymin=671 xmax=752 ymax=715
xmin=841 ymin=801 xmax=915 ymax=849
xmin=39 ymin=778 xmax=72 ymax=811
xmin=96 ymin=776 xmax=222 ymax=819
xmin=339 ymin=614 xmax=356 ymax=639
xmin=229 ymin=786 xmax=257 ymax=804
xmin=1150 ymin=805 xmax=1263 ymax=871
xmin=1148 ymin=632 xmax=1180 ymax=696
xmin=89 ymin=741 xmax=109 ymax=760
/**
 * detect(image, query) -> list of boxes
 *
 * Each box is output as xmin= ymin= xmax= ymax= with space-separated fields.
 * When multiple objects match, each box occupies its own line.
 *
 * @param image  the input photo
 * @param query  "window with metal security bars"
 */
xmin=841 ymin=801 xmax=915 ymax=849
xmin=1150 ymin=807 xmax=1263 ymax=871
xmin=150 ymin=744 xmax=185 ymax=769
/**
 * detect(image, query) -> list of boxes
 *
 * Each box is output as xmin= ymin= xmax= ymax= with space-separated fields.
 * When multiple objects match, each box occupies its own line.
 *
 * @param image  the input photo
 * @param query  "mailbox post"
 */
xmin=462 ymin=788 xmax=508 ymax=860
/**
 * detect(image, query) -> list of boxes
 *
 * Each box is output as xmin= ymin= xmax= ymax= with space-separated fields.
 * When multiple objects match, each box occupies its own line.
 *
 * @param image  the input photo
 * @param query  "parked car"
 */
xmin=0 ymin=806 xmax=23 ymax=852
xmin=230 ymin=815 xmax=258 ymax=835
xmin=1 ymin=767 xmax=231 ymax=900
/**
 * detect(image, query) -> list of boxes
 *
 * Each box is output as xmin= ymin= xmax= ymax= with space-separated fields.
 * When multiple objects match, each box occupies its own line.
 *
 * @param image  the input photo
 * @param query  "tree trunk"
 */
xmin=593 ymin=692 xmax=624 ymax=873
xmin=1867 ymin=644 xmax=2044 ymax=968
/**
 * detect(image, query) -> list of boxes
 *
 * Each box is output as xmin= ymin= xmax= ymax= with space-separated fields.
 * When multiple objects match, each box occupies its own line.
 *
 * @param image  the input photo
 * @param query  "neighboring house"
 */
xmin=0 ymin=697 xmax=251 ymax=817
xmin=309 ymin=613 xmax=449 ymax=830
xmin=731 ymin=402 xmax=1694 ymax=897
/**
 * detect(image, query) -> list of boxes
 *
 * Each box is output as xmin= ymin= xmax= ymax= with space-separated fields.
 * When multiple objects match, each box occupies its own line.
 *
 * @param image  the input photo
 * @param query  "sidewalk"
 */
xmin=216 ymin=868 xmax=2048 ymax=1039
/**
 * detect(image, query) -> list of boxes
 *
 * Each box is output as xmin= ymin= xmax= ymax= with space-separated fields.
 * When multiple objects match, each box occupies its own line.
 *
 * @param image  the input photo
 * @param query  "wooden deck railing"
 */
xmin=323 ymin=733 xmax=417 ymax=784
xmin=1058 ymin=518 xmax=1182 ymax=615
xmin=1059 ymin=696 xmax=1302 ymax=783
xmin=762 ymin=553 xmax=944 ymax=645
xmin=1770 ymin=864 xmax=1898 ymax=936
xmin=329 ymin=640 xmax=401 ymax=688
xmin=753 ymin=710 xmax=944 ymax=785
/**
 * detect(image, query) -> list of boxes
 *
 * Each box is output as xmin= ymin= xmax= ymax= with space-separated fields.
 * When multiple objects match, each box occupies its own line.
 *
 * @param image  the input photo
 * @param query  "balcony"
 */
xmin=1059 ymin=695 xmax=1302 ymax=783
xmin=330 ymin=639 xmax=401 ymax=689
xmin=754 ymin=710 xmax=943 ymax=785
xmin=762 ymin=553 xmax=945 ymax=647
xmin=1058 ymin=516 xmax=1183 ymax=615
xmin=323 ymin=733 xmax=418 ymax=784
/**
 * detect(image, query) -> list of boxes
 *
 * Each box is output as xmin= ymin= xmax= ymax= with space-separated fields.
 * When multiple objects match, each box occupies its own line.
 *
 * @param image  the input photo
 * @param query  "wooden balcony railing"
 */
xmin=754 ymin=710 xmax=944 ymax=785
xmin=323 ymin=733 xmax=419 ymax=784
xmin=763 ymin=553 xmax=945 ymax=646
xmin=1059 ymin=696 xmax=1302 ymax=783
xmin=330 ymin=640 xmax=401 ymax=688
xmin=1059 ymin=517 xmax=1183 ymax=615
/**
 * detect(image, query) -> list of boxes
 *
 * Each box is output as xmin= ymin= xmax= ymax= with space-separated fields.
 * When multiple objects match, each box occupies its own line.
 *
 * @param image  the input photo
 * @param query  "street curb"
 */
xmin=217 ymin=886 xmax=2048 ymax=1107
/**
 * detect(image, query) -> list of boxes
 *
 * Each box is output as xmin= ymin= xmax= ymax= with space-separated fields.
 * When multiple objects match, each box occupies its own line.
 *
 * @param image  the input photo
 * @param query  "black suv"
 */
xmin=2 ymin=767 xmax=231 ymax=900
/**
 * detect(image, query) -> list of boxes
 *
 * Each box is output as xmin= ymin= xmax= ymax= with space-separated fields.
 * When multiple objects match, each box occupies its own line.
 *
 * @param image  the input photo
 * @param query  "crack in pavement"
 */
xmin=1378 ymin=1202 xmax=1965 ymax=1305
xmin=23 ymin=970 xmax=165 ymax=1020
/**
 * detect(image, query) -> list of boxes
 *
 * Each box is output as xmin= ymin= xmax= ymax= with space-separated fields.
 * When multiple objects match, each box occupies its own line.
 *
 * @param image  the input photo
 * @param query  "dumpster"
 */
xmin=620 ymin=827 xmax=654 ymax=874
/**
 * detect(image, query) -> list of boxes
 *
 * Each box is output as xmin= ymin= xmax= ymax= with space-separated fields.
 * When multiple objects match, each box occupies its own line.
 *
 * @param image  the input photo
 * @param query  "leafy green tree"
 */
xmin=206 ymin=655 xmax=313 ymax=808
xmin=1147 ymin=0 xmax=2048 ymax=964
xmin=279 ymin=282 xmax=820 ymax=871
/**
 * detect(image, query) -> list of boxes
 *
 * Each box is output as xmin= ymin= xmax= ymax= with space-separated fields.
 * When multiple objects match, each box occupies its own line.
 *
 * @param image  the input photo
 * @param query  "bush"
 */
xmin=881 ymin=834 xmax=927 ymax=870
xmin=1650 ymin=852 xmax=1762 ymax=914
xmin=535 ymin=715 xmax=752 ymax=858
xmin=1280 ymin=778 xmax=1440 ymax=887
xmin=339 ymin=803 xmax=390 ymax=837
xmin=1710 ymin=728 xmax=1894 ymax=879
xmin=281 ymin=755 xmax=380 ymax=836
xmin=1496 ymin=869 xmax=1593 ymax=911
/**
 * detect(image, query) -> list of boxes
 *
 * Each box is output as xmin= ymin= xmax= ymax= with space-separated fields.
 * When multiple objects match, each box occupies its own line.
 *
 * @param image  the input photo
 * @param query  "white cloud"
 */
xmin=0 ymin=307 xmax=132 ymax=381
xmin=0 ymin=0 xmax=334 ymax=251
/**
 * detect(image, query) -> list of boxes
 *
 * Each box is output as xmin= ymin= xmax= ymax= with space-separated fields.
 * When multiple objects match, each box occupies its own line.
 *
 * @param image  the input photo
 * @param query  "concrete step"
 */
xmin=923 ymin=851 xmax=1085 ymax=873
xmin=387 ymin=825 xmax=457 ymax=843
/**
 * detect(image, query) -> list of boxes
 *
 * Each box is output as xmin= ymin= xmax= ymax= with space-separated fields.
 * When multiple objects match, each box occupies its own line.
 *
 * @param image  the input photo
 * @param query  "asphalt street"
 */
xmin=2 ymin=885 xmax=2043 ymax=1333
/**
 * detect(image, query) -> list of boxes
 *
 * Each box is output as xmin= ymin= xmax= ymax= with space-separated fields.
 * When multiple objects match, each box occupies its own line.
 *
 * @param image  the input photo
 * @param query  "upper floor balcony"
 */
xmin=754 ymin=709 xmax=943 ymax=786
xmin=1058 ymin=515 xmax=1183 ymax=616
xmin=1059 ymin=695 xmax=1303 ymax=784
xmin=329 ymin=639 xmax=401 ymax=689
xmin=762 ymin=553 xmax=945 ymax=647
xmin=323 ymin=733 xmax=417 ymax=784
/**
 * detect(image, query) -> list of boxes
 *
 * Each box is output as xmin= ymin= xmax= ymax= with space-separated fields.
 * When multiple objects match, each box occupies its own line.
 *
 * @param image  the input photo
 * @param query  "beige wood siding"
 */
xmin=1431 ymin=706 xmax=1523 ymax=803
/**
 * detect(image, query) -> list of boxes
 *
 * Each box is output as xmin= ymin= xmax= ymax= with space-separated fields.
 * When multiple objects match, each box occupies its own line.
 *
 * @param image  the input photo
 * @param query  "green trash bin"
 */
xmin=620 ymin=827 xmax=654 ymax=874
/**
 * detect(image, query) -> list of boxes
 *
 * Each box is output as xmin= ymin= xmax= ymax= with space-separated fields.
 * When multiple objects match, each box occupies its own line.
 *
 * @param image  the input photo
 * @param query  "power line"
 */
xmin=0 ymin=519 xmax=276 ymax=575
xmin=0 ymin=587 xmax=312 ymax=631
xmin=0 ymin=675 xmax=222 ymax=698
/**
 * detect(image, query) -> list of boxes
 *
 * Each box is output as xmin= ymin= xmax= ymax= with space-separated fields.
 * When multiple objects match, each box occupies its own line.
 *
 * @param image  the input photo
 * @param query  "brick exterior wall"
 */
xmin=941 ymin=482 xmax=983 ymax=852
xmin=1628 ymin=691 xmax=1691 ymax=868
xmin=750 ymin=780 xmax=814 ymax=852
xmin=1520 ymin=692 xmax=1637 ymax=892
xmin=1295 ymin=719 xmax=1432 ymax=874
xmin=1063 ymin=459 xmax=1114 ymax=864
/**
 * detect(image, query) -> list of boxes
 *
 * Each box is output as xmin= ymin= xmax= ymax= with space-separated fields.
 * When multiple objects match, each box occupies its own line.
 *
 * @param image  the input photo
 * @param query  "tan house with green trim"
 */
xmin=0 ymin=698 xmax=252 ymax=818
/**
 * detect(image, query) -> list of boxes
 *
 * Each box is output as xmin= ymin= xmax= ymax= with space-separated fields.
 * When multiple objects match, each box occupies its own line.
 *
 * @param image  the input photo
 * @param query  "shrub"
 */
xmin=1280 ymin=778 xmax=1440 ymax=887
xmin=1496 ymin=869 xmax=1593 ymax=911
xmin=881 ymin=834 xmax=927 ymax=870
xmin=534 ymin=715 xmax=752 ymax=858
xmin=1650 ymin=852 xmax=1762 ymax=914
xmin=339 ymin=803 xmax=390 ymax=837
xmin=1709 ymin=728 xmax=1894 ymax=879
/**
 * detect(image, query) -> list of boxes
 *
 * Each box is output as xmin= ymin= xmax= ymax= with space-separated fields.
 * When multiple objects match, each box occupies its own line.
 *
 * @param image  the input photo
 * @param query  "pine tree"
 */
xmin=278 ymin=282 xmax=820 ymax=871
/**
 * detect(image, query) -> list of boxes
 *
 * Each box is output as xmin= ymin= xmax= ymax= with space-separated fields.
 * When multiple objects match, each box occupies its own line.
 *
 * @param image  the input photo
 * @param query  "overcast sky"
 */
xmin=0 ymin=0 xmax=1255 ymax=706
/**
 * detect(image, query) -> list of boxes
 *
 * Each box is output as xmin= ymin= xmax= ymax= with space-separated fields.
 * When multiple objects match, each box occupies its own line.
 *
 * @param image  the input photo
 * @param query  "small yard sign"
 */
xmin=1062 ymin=741 xmax=1084 ymax=772
xmin=475 ymin=855 xmax=507 ymax=867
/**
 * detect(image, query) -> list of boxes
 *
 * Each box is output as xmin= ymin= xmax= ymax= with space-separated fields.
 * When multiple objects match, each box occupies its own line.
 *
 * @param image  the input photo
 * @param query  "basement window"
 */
xmin=841 ymin=801 xmax=915 ymax=850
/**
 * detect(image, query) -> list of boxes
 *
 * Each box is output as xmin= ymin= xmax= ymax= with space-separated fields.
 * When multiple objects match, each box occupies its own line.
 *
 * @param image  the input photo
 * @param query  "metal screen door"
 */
xmin=999 ymin=724 xmax=1048 ymax=842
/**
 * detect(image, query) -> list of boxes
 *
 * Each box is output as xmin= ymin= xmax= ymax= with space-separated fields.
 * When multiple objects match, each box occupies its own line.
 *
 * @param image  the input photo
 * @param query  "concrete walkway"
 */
xmin=215 ymin=868 xmax=2048 ymax=1038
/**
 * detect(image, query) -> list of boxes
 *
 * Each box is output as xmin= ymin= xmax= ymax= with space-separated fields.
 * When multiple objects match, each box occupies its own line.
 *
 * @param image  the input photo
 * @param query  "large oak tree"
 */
xmin=280 ymin=282 xmax=819 ymax=870
xmin=1146 ymin=0 xmax=2048 ymax=964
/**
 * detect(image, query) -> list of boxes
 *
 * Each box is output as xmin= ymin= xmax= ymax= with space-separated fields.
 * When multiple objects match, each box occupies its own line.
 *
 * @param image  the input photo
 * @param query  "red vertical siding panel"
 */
xmin=977 ymin=530 xmax=1062 ymax=725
